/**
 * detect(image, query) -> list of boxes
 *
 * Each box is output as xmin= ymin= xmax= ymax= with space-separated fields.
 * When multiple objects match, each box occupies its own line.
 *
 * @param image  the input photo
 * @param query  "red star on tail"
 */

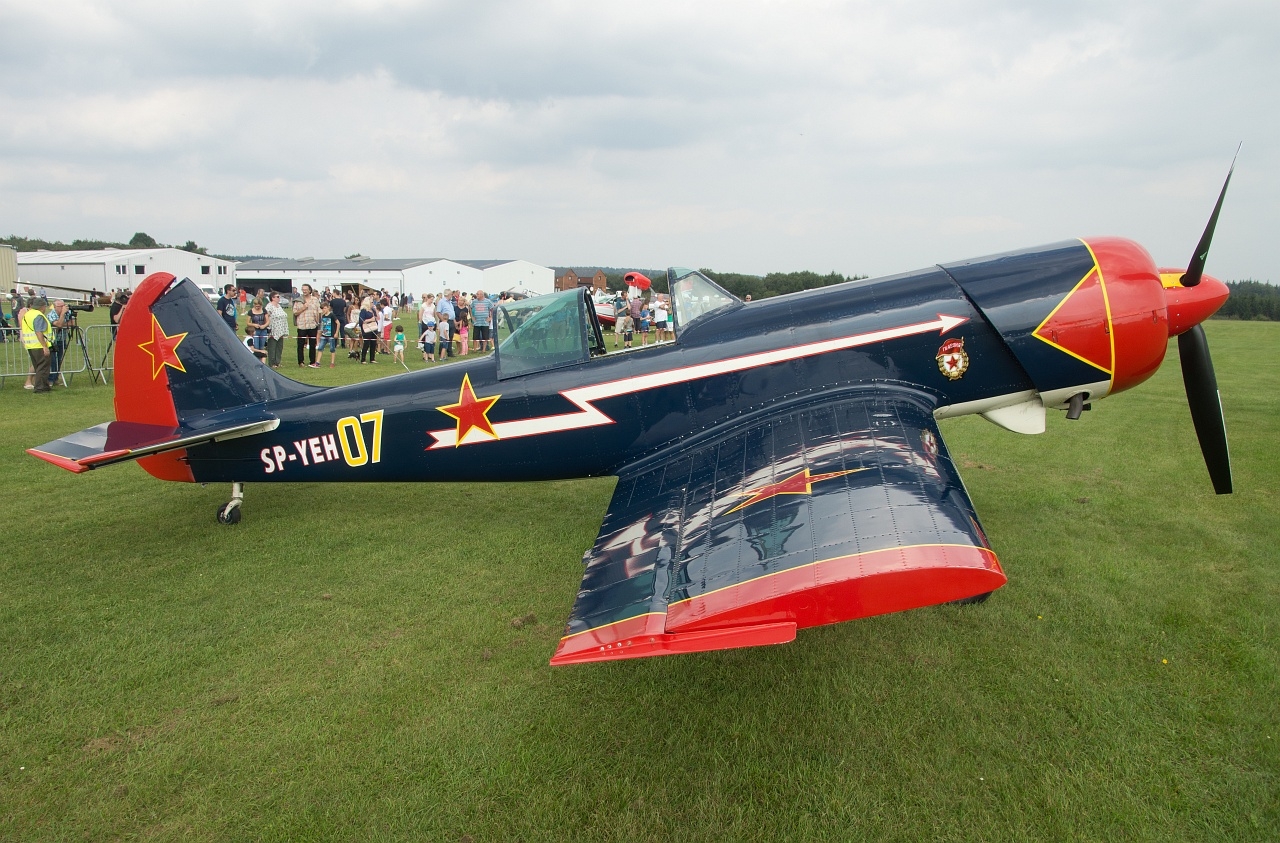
xmin=724 ymin=467 xmax=863 ymax=515
xmin=436 ymin=373 xmax=501 ymax=446
xmin=137 ymin=314 xmax=188 ymax=379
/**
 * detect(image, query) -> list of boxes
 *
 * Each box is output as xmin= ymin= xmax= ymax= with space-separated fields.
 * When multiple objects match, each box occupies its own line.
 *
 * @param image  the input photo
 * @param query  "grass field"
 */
xmin=1 ymin=317 xmax=1277 ymax=841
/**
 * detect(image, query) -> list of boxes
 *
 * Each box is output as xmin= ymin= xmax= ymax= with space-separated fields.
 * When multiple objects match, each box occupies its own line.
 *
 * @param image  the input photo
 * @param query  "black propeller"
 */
xmin=1179 ymin=324 xmax=1232 ymax=493
xmin=1180 ymin=146 xmax=1238 ymax=288
xmin=1177 ymin=149 xmax=1237 ymax=494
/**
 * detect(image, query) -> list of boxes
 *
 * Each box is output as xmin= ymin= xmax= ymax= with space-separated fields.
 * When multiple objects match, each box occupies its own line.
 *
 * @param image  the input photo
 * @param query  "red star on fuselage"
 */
xmin=137 ymin=314 xmax=187 ymax=379
xmin=724 ymin=467 xmax=864 ymax=515
xmin=436 ymin=373 xmax=501 ymax=446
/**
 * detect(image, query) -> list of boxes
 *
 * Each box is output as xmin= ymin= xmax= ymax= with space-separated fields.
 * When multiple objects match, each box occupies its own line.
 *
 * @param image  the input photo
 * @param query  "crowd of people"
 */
xmin=611 ymin=292 xmax=673 ymax=348
xmin=217 ymin=284 xmax=676 ymax=370
xmin=216 ymin=284 xmax=528 ymax=369
xmin=6 ymin=286 xmax=79 ymax=392
xmin=6 ymin=280 xmax=678 ymax=394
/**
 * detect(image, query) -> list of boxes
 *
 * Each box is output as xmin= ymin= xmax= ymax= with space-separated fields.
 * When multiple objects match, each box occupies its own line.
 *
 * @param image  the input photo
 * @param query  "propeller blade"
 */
xmin=1181 ymin=145 xmax=1240 ymax=288
xmin=1178 ymin=324 xmax=1232 ymax=494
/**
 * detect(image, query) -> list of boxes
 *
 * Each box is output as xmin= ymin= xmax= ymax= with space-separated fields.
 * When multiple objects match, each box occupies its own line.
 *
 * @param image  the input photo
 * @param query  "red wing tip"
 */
xmin=26 ymin=448 xmax=91 ymax=474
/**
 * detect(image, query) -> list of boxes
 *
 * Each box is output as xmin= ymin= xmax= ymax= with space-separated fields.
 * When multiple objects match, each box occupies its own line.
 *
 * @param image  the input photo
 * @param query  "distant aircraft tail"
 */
xmin=28 ymin=272 xmax=315 ymax=480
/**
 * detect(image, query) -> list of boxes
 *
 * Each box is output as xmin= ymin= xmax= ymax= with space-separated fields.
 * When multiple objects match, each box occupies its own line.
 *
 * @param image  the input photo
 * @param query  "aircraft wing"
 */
xmin=26 ymin=415 xmax=278 ymax=473
xmin=551 ymin=390 xmax=1005 ymax=665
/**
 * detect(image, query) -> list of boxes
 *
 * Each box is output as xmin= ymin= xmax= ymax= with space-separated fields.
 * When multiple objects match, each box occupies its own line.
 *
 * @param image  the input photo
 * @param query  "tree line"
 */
xmin=601 ymin=269 xmax=868 ymax=299
xmin=699 ymin=269 xmax=869 ymax=300
xmin=1213 ymin=280 xmax=1280 ymax=321
xmin=3 ymin=232 xmax=210 ymax=255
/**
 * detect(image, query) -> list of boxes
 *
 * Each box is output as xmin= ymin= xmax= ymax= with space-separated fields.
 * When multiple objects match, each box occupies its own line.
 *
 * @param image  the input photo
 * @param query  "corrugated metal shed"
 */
xmin=236 ymin=258 xmax=518 ymax=272
xmin=237 ymin=257 xmax=438 ymax=272
xmin=0 ymin=245 xmax=16 ymax=290
xmin=17 ymin=248 xmax=167 ymax=265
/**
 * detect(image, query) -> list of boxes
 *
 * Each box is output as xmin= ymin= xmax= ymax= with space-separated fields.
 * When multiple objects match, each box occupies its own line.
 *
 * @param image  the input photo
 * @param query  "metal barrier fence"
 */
xmin=1 ymin=327 xmax=26 ymax=382
xmin=0 ymin=324 xmax=115 ymax=387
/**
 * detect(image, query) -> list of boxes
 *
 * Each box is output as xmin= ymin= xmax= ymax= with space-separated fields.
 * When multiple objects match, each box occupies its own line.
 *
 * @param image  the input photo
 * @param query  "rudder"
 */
xmin=114 ymin=273 xmax=314 ymax=480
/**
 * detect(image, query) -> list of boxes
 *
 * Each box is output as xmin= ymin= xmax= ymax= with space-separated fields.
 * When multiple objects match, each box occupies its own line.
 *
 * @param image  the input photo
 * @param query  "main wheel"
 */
xmin=948 ymin=591 xmax=992 ymax=606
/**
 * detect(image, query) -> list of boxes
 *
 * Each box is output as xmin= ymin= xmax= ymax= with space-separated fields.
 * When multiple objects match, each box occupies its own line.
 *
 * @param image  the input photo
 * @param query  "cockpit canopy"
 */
xmin=494 ymin=271 xmax=740 ymax=379
xmin=666 ymin=267 xmax=739 ymax=330
xmin=495 ymin=288 xmax=604 ymax=379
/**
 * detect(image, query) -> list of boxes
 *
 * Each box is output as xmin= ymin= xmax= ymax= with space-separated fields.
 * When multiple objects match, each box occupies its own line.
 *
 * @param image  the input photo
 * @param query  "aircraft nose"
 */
xmin=1160 ymin=269 xmax=1230 ymax=337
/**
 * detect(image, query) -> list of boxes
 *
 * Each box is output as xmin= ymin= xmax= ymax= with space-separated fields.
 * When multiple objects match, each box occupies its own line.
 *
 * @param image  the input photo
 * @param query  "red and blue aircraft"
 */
xmin=29 ymin=166 xmax=1236 ymax=665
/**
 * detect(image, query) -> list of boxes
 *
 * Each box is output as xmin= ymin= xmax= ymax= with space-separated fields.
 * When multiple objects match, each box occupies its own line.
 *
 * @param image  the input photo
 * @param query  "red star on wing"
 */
xmin=436 ymin=373 xmax=501 ymax=446
xmin=724 ymin=467 xmax=863 ymax=515
xmin=137 ymin=314 xmax=188 ymax=379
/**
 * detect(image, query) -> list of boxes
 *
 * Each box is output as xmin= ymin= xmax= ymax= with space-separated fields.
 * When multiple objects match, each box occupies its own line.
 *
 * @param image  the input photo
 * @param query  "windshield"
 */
xmin=495 ymin=289 xmax=589 ymax=379
xmin=668 ymin=267 xmax=739 ymax=333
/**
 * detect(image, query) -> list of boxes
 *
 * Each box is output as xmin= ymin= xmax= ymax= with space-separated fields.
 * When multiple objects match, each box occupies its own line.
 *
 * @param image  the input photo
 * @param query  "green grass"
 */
xmin=1 ymin=320 xmax=1277 ymax=841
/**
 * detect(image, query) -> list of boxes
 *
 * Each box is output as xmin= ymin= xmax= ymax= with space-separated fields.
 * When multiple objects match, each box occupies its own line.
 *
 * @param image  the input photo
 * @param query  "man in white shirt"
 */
xmin=652 ymin=302 xmax=668 ymax=342
xmin=380 ymin=300 xmax=394 ymax=353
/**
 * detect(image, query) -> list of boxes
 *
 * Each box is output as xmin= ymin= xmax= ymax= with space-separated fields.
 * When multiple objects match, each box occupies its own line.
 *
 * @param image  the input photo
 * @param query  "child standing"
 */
xmin=456 ymin=317 xmax=468 ymax=356
xmin=435 ymin=319 xmax=450 ymax=362
xmin=619 ymin=313 xmax=634 ymax=348
xmin=392 ymin=325 xmax=406 ymax=365
xmin=243 ymin=325 xmax=267 ymax=362
xmin=319 ymin=302 xmax=339 ymax=367
xmin=419 ymin=321 xmax=437 ymax=362
xmin=639 ymin=303 xmax=651 ymax=346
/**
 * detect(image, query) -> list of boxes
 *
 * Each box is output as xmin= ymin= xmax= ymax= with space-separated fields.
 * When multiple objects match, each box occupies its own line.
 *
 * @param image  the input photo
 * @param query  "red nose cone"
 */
xmin=1159 ymin=269 xmax=1230 ymax=337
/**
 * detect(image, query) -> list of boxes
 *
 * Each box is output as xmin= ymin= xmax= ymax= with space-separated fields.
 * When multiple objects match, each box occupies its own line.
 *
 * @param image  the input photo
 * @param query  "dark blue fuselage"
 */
xmin=186 ymin=248 xmax=1101 ymax=485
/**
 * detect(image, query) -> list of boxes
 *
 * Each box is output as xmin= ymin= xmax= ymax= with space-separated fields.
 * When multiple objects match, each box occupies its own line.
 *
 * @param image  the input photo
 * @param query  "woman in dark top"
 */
xmin=248 ymin=301 xmax=268 ymax=350
xmin=358 ymin=297 xmax=379 ymax=364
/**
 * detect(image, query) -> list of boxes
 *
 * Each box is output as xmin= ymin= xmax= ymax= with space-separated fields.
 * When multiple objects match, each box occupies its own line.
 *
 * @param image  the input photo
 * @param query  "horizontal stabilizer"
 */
xmin=27 ymin=417 xmax=278 ymax=473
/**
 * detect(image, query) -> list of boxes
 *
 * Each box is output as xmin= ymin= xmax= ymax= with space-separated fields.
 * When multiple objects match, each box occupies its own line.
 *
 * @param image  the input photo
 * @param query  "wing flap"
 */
xmin=28 ymin=417 xmax=278 ymax=473
xmin=551 ymin=390 xmax=1005 ymax=665
xmin=550 ymin=614 xmax=795 ymax=666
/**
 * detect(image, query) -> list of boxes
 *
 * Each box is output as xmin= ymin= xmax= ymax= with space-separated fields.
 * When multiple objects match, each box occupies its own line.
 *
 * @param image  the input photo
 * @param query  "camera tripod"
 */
xmin=50 ymin=323 xmax=92 ymax=387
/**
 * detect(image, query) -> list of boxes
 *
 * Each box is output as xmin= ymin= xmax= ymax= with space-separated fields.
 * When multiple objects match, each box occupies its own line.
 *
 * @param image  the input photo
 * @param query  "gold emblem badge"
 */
xmin=936 ymin=337 xmax=969 ymax=380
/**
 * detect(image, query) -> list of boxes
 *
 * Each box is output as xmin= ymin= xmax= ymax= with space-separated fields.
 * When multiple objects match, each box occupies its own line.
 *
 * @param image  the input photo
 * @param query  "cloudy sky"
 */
xmin=1 ymin=0 xmax=1274 ymax=280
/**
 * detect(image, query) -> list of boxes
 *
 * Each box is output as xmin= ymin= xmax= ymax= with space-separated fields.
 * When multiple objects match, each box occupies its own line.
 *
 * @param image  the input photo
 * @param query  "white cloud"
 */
xmin=0 ymin=0 xmax=1274 ymax=280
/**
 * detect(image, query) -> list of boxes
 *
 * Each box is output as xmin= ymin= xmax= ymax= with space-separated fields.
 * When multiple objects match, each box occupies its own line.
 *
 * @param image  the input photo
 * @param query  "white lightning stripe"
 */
xmin=429 ymin=313 xmax=969 ymax=448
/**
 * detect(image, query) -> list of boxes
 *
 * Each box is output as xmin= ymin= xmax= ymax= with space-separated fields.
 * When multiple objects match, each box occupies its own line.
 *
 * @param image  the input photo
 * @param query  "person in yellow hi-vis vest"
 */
xmin=21 ymin=303 xmax=52 ymax=394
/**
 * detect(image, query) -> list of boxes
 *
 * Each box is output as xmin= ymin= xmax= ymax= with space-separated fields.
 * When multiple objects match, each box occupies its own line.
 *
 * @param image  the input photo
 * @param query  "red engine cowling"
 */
xmin=1082 ymin=237 xmax=1169 ymax=395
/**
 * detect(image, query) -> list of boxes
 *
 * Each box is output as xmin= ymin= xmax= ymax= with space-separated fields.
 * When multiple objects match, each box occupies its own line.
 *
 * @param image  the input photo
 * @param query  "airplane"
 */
xmin=28 ymin=165 xmax=1236 ymax=666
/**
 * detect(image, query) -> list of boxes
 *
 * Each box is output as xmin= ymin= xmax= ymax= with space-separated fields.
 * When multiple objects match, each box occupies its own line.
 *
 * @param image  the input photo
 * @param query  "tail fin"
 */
xmin=113 ymin=273 xmax=314 ymax=480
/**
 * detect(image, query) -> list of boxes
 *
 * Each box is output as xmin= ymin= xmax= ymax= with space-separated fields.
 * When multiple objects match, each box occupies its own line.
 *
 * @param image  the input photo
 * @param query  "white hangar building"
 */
xmin=234 ymin=258 xmax=554 ymax=299
xmin=16 ymin=248 xmax=235 ymax=300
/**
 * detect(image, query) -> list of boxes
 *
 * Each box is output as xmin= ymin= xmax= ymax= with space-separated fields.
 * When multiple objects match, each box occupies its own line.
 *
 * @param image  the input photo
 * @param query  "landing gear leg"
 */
xmin=948 ymin=591 xmax=993 ymax=606
xmin=217 ymin=482 xmax=244 ymax=524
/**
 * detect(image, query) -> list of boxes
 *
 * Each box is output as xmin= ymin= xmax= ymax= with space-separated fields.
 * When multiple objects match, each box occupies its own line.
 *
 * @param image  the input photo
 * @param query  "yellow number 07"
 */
xmin=336 ymin=410 xmax=384 ymax=467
